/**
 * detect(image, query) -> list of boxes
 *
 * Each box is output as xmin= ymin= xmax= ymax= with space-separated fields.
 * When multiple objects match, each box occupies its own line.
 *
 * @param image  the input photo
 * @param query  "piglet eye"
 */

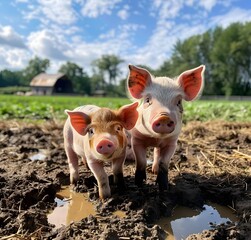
xmin=88 ymin=128 xmax=94 ymax=136
xmin=115 ymin=125 xmax=122 ymax=132
xmin=145 ymin=95 xmax=152 ymax=105
xmin=177 ymin=99 xmax=183 ymax=113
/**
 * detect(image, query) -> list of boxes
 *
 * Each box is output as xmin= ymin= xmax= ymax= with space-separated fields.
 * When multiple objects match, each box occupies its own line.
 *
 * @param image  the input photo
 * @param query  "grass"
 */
xmin=183 ymin=100 xmax=251 ymax=122
xmin=0 ymin=94 xmax=250 ymax=122
xmin=0 ymin=95 xmax=130 ymax=121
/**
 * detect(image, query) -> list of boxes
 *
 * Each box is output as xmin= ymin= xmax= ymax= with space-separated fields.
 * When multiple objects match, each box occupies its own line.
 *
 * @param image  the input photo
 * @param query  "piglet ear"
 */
xmin=65 ymin=110 xmax=91 ymax=135
xmin=118 ymin=102 xmax=139 ymax=130
xmin=127 ymin=65 xmax=152 ymax=99
xmin=178 ymin=65 xmax=205 ymax=101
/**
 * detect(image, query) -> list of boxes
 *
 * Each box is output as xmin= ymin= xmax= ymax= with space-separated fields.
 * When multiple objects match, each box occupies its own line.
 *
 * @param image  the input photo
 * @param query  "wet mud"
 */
xmin=0 ymin=120 xmax=250 ymax=239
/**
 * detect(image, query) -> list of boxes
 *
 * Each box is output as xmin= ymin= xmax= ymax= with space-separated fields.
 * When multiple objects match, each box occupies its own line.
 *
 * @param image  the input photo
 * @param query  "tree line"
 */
xmin=1 ymin=21 xmax=250 ymax=96
xmin=0 ymin=54 xmax=126 ymax=96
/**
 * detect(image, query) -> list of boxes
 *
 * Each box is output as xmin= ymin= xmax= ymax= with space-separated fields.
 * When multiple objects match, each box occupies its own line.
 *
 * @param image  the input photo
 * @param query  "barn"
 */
xmin=30 ymin=73 xmax=73 ymax=95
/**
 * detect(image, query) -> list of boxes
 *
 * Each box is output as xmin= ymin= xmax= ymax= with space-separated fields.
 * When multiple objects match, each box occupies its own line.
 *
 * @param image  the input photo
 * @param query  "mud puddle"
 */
xmin=157 ymin=202 xmax=238 ymax=240
xmin=47 ymin=186 xmax=126 ymax=229
xmin=47 ymin=186 xmax=95 ymax=228
xmin=49 ymin=186 xmax=238 ymax=238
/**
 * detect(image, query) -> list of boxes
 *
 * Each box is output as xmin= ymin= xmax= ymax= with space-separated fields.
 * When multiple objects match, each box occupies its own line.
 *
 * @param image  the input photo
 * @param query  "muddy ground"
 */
xmin=0 ymin=120 xmax=250 ymax=240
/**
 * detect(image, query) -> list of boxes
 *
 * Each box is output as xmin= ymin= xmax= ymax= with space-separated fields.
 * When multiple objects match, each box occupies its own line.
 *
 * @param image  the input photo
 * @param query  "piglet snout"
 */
xmin=96 ymin=139 xmax=115 ymax=155
xmin=152 ymin=115 xmax=175 ymax=134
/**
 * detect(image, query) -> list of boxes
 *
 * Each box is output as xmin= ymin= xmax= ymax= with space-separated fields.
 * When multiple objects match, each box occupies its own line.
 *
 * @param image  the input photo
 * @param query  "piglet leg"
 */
xmin=156 ymin=162 xmax=168 ymax=191
xmin=65 ymin=145 xmax=79 ymax=185
xmin=133 ymin=144 xmax=147 ymax=187
xmin=155 ymin=143 xmax=177 ymax=191
xmin=88 ymin=161 xmax=111 ymax=199
xmin=112 ymin=157 xmax=126 ymax=190
xmin=82 ymin=156 xmax=89 ymax=170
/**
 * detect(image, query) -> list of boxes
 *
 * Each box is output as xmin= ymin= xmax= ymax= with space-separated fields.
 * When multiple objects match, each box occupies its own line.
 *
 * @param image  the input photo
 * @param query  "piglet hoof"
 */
xmin=99 ymin=185 xmax=111 ymax=200
xmin=114 ymin=173 xmax=126 ymax=190
xmin=70 ymin=178 xmax=78 ymax=190
xmin=135 ymin=169 xmax=146 ymax=187
xmin=156 ymin=169 xmax=168 ymax=192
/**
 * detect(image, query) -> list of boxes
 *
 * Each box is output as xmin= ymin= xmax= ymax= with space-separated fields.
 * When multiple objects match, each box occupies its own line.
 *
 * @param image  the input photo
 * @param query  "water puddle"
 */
xmin=157 ymin=202 xmax=238 ymax=240
xmin=47 ymin=186 xmax=126 ymax=229
xmin=48 ymin=186 xmax=238 ymax=237
xmin=47 ymin=187 xmax=95 ymax=228
xmin=113 ymin=210 xmax=127 ymax=218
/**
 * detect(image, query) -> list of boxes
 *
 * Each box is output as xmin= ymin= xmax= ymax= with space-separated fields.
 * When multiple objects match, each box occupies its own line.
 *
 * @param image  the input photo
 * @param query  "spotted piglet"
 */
xmin=63 ymin=103 xmax=138 ymax=199
xmin=127 ymin=65 xmax=205 ymax=191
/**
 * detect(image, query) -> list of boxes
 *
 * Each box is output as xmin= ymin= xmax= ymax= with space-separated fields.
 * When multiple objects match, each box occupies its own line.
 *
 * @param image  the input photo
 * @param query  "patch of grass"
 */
xmin=183 ymin=100 xmax=251 ymax=122
xmin=0 ymin=95 xmax=130 ymax=121
xmin=0 ymin=95 xmax=250 ymax=122
xmin=0 ymin=86 xmax=31 ymax=94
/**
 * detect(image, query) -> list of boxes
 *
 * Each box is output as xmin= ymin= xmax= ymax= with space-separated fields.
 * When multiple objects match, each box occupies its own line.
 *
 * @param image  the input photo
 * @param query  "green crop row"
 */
xmin=0 ymin=95 xmax=130 ymax=121
xmin=183 ymin=101 xmax=251 ymax=122
xmin=0 ymin=95 xmax=250 ymax=122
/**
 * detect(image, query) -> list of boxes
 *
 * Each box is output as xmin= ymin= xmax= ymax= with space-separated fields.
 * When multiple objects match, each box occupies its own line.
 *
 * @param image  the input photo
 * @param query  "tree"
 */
xmin=198 ymin=28 xmax=223 ymax=95
xmin=157 ymin=22 xmax=251 ymax=96
xmin=22 ymin=56 xmax=50 ymax=86
xmin=211 ymin=23 xmax=246 ymax=96
xmin=58 ymin=61 xmax=91 ymax=95
xmin=0 ymin=69 xmax=24 ymax=87
xmin=136 ymin=64 xmax=156 ymax=75
xmin=229 ymin=22 xmax=251 ymax=95
xmin=90 ymin=73 xmax=104 ymax=93
xmin=92 ymin=55 xmax=124 ymax=85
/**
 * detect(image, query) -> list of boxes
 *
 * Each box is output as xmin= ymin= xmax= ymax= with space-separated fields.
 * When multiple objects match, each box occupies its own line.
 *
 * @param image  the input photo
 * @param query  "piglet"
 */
xmin=63 ymin=102 xmax=138 ymax=199
xmin=127 ymin=65 xmax=205 ymax=191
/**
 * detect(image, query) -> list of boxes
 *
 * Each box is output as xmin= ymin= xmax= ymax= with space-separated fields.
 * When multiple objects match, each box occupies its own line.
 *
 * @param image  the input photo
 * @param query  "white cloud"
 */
xmin=0 ymin=47 xmax=30 ymax=70
xmin=151 ymin=0 xmax=183 ymax=21
xmin=185 ymin=0 xmax=195 ymax=7
xmin=117 ymin=5 xmax=130 ymax=20
xmin=46 ymin=22 xmax=144 ymax=74
xmin=99 ymin=29 xmax=116 ymax=40
xmin=15 ymin=0 xmax=29 ymax=3
xmin=24 ymin=0 xmax=77 ymax=25
xmin=98 ymin=23 xmax=144 ymax=48
xmin=151 ymin=0 xmax=231 ymax=22
xmin=23 ymin=19 xmax=144 ymax=73
xmin=199 ymin=0 xmax=217 ymax=11
xmin=210 ymin=7 xmax=251 ymax=28
xmin=118 ymin=24 xmax=145 ymax=39
xmin=127 ymin=21 xmax=207 ymax=69
xmin=0 ymin=26 xmax=26 ymax=49
xmin=47 ymin=24 xmax=80 ymax=36
xmin=80 ymin=0 xmax=122 ymax=18
xmin=126 ymin=21 xmax=174 ymax=68
xmin=28 ymin=29 xmax=69 ymax=60
xmin=66 ymin=25 xmax=140 ymax=70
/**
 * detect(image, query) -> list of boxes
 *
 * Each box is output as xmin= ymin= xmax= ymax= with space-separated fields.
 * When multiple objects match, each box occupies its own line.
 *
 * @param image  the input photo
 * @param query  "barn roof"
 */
xmin=30 ymin=73 xmax=66 ymax=87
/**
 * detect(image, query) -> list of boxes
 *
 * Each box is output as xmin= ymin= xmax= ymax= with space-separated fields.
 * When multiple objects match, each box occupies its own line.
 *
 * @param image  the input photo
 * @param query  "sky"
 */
xmin=0 ymin=0 xmax=251 ymax=74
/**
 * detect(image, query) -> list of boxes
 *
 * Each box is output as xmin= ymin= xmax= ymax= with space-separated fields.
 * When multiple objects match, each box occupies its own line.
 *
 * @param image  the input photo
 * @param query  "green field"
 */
xmin=0 ymin=95 xmax=130 ymax=121
xmin=0 ymin=95 xmax=250 ymax=122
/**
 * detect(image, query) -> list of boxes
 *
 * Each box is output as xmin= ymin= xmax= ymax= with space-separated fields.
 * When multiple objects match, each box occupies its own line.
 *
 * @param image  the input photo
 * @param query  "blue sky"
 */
xmin=0 ymin=0 xmax=251 ymax=74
